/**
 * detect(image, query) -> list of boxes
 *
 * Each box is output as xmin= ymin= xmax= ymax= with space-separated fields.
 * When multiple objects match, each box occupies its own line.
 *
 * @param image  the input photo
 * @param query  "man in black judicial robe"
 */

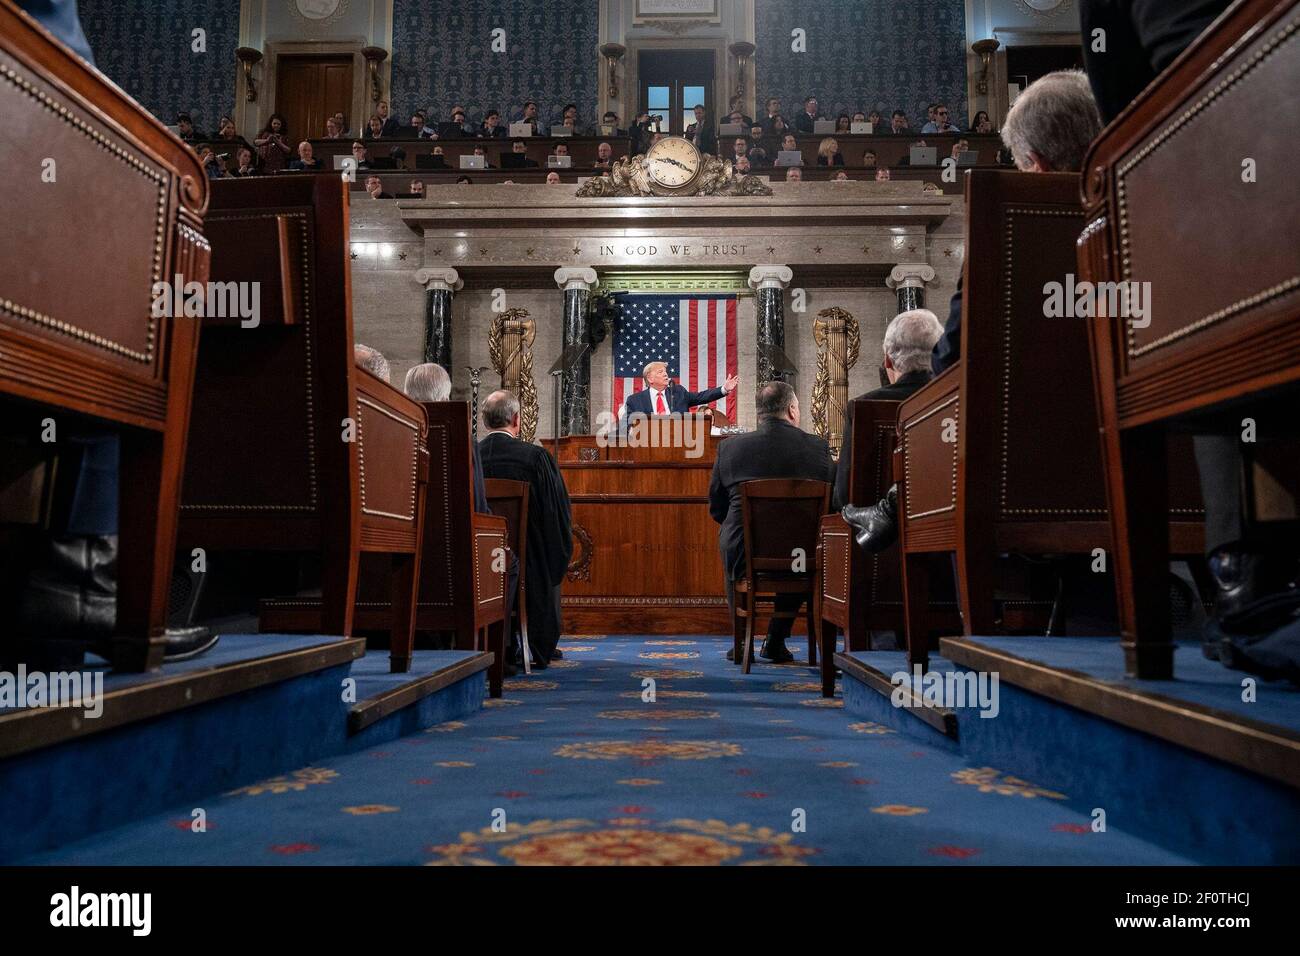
xmin=477 ymin=390 xmax=573 ymax=668
xmin=709 ymin=382 xmax=834 ymax=663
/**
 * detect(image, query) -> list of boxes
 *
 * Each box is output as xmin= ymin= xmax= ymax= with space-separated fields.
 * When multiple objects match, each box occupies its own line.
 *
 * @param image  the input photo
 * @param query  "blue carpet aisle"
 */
xmin=22 ymin=636 xmax=1192 ymax=865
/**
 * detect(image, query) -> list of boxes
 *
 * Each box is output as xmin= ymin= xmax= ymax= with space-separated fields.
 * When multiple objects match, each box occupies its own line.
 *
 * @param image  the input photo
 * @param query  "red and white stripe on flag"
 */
xmin=612 ymin=296 xmax=738 ymax=419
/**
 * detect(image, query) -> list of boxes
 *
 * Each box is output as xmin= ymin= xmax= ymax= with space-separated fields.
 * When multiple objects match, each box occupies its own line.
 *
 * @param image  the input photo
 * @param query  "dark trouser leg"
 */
xmin=526 ymin=581 xmax=562 ymax=662
xmin=1194 ymin=435 xmax=1243 ymax=555
xmin=766 ymin=594 xmax=805 ymax=642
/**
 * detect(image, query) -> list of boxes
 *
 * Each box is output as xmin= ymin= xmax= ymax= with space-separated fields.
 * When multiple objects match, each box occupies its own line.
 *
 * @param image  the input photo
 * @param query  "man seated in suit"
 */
xmin=286 ymin=140 xmax=322 ymax=171
xmin=507 ymin=139 xmax=539 ymax=167
xmin=794 ymin=96 xmax=822 ymax=134
xmin=405 ymin=365 xmax=522 ymax=674
xmin=599 ymin=111 xmax=626 ymax=136
xmin=478 ymin=390 xmax=573 ymax=668
xmin=479 ymin=109 xmax=507 ymax=138
xmin=710 ymin=382 xmax=834 ymax=663
xmin=849 ymin=70 xmax=1103 ymax=554
xmin=834 ymin=309 xmax=944 ymax=511
xmin=622 ymin=361 xmax=739 ymax=421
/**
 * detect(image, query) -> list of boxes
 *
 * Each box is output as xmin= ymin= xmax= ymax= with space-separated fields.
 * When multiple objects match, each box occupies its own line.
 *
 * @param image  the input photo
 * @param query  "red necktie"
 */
xmin=655 ymin=391 xmax=667 ymax=415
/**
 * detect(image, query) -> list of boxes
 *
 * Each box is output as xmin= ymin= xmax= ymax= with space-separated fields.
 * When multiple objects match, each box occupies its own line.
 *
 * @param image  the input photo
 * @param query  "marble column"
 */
xmin=554 ymin=266 xmax=598 ymax=436
xmin=886 ymin=263 xmax=936 ymax=314
xmin=748 ymin=264 xmax=794 ymax=384
xmin=415 ymin=267 xmax=463 ymax=369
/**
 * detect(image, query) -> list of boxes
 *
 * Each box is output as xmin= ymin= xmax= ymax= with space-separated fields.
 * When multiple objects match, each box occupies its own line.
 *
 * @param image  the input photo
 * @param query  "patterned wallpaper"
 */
xmin=390 ymin=0 xmax=599 ymax=126
xmin=77 ymin=0 xmax=241 ymax=127
xmin=755 ymin=0 xmax=969 ymax=129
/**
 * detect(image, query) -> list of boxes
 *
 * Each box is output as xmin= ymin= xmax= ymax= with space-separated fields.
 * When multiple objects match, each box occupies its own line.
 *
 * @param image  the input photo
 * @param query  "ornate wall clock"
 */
xmin=1016 ymin=0 xmax=1073 ymax=15
xmin=643 ymin=136 xmax=703 ymax=196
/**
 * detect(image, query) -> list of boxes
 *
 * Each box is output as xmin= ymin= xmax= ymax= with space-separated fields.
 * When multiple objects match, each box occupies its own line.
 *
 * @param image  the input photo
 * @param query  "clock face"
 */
xmin=645 ymin=136 xmax=702 ymax=190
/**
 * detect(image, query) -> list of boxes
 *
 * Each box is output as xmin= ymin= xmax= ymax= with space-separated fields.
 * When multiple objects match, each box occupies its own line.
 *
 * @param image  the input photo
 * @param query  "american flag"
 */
xmin=612 ymin=293 xmax=738 ymax=419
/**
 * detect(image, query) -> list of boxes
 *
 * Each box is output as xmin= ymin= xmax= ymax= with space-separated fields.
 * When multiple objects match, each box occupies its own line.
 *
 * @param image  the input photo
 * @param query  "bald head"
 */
xmin=482 ymin=389 xmax=521 ymax=434
xmin=756 ymin=380 xmax=799 ymax=426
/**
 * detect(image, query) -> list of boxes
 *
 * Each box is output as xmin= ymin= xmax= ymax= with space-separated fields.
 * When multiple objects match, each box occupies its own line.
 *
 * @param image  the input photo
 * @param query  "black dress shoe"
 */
xmin=551 ymin=648 xmax=563 ymax=660
xmin=759 ymin=639 xmax=794 ymax=664
xmin=1204 ymin=544 xmax=1300 ymax=660
xmin=841 ymin=484 xmax=899 ymax=553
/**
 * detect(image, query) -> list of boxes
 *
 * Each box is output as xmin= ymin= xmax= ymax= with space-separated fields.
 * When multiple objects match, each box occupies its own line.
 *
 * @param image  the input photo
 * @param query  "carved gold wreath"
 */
xmin=811 ymin=307 xmax=860 ymax=456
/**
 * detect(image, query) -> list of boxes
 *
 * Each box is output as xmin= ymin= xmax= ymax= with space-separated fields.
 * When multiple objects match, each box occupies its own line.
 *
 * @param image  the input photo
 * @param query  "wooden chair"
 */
xmin=485 ymin=478 xmax=531 ymax=674
xmin=733 ymin=479 xmax=830 ymax=674
xmin=261 ymin=401 xmax=507 ymax=694
xmin=178 ymin=175 xmax=430 ymax=673
xmin=1078 ymin=0 xmax=1300 ymax=678
xmin=897 ymin=170 xmax=1204 ymax=669
xmin=819 ymin=399 xmax=961 ymax=660
xmin=0 ymin=1 xmax=210 ymax=670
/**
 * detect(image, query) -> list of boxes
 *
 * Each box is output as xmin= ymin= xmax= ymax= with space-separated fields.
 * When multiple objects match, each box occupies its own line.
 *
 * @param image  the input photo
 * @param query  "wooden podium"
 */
xmin=555 ymin=413 xmax=731 ymax=634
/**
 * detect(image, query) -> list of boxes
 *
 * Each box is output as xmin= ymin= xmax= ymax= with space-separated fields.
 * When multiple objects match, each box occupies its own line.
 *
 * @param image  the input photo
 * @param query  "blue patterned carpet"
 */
xmin=22 ymin=636 xmax=1192 ymax=865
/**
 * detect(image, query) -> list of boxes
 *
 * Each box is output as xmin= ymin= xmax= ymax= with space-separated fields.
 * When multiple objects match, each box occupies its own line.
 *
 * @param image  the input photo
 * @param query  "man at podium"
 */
xmin=623 ymin=361 xmax=739 ymax=417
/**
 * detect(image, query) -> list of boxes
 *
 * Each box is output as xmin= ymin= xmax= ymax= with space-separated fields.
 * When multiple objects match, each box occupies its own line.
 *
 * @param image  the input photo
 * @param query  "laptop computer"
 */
xmin=909 ymin=146 xmax=938 ymax=166
xmin=332 ymin=155 xmax=357 ymax=171
xmin=775 ymin=150 xmax=804 ymax=167
xmin=436 ymin=122 xmax=466 ymax=139
xmin=415 ymin=154 xmax=450 ymax=170
xmin=956 ymin=150 xmax=979 ymax=167
xmin=850 ymin=121 xmax=873 ymax=134
xmin=500 ymin=152 xmax=529 ymax=169
xmin=598 ymin=124 xmax=617 ymax=137
xmin=550 ymin=125 xmax=573 ymax=137
xmin=813 ymin=119 xmax=836 ymax=134
xmin=368 ymin=156 xmax=398 ymax=170
xmin=459 ymin=155 xmax=486 ymax=169
xmin=508 ymin=122 xmax=532 ymax=137
xmin=547 ymin=155 xmax=572 ymax=168
xmin=718 ymin=123 xmax=744 ymax=137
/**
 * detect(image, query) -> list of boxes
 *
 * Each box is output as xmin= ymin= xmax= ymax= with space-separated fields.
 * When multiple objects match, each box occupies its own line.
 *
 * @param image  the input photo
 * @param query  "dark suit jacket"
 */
xmin=795 ymin=112 xmax=821 ymax=134
xmin=477 ymin=432 xmax=573 ymax=591
xmin=287 ymin=159 xmax=322 ymax=171
xmin=471 ymin=441 xmax=489 ymax=514
xmin=931 ymin=279 xmax=963 ymax=375
xmin=685 ymin=123 xmax=717 ymax=156
xmin=479 ymin=125 xmax=507 ymax=138
xmin=380 ymin=116 xmax=403 ymax=138
xmin=832 ymin=370 xmax=932 ymax=509
xmin=709 ymin=419 xmax=834 ymax=579
xmin=816 ymin=154 xmax=846 ymax=166
xmin=1081 ymin=0 xmax=1230 ymax=123
xmin=623 ymin=382 xmax=725 ymax=418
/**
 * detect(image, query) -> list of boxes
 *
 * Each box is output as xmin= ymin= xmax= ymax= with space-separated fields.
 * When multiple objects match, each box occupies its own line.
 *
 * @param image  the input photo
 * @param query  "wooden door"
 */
xmin=275 ymin=55 xmax=353 ymax=143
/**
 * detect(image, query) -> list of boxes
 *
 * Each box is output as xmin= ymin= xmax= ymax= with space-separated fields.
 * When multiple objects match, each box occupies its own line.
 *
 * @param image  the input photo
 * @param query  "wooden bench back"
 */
xmin=179 ymin=175 xmax=358 ymax=554
xmin=1079 ymin=0 xmax=1300 ymax=424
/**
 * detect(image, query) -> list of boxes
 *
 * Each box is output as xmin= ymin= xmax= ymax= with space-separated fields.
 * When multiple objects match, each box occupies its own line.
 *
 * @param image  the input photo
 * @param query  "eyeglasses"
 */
xmin=937 ymin=110 xmax=949 ymax=116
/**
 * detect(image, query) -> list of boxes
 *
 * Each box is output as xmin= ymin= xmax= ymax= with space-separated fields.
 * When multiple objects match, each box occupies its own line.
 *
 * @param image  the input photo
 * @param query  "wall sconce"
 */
xmin=729 ymin=41 xmax=755 ymax=105
xmin=362 ymin=46 xmax=389 ymax=103
xmin=971 ymin=38 xmax=1000 ymax=96
xmin=235 ymin=47 xmax=263 ymax=103
xmin=599 ymin=43 xmax=626 ymax=100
